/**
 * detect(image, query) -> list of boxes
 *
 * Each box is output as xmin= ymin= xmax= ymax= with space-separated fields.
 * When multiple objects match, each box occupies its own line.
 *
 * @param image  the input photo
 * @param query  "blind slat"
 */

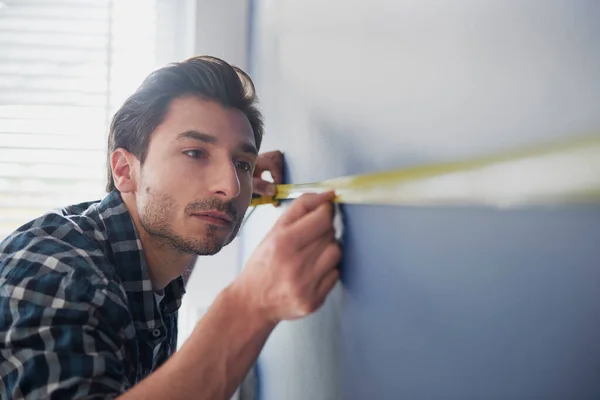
xmin=1 ymin=43 xmax=107 ymax=56
xmin=0 ymin=63 xmax=108 ymax=77
xmin=0 ymin=198 xmax=95 ymax=208
xmin=0 ymin=189 xmax=105 ymax=199
xmin=0 ymin=91 xmax=108 ymax=107
xmin=0 ymin=19 xmax=109 ymax=34
xmin=0 ymin=160 xmax=106 ymax=167
xmin=0 ymin=131 xmax=102 ymax=137
xmin=0 ymin=32 xmax=108 ymax=49
xmin=4 ymin=0 xmax=109 ymax=6
xmin=0 ymin=184 xmax=105 ymax=195
xmin=0 ymin=49 xmax=108 ymax=63
xmin=2 ymin=6 xmax=109 ymax=20
xmin=0 ymin=77 xmax=109 ymax=93
xmin=0 ymin=164 xmax=106 ymax=180
xmin=0 ymin=148 xmax=106 ymax=164
xmin=0 ymin=146 xmax=104 ymax=152
xmin=0 ymin=107 xmax=106 ymax=121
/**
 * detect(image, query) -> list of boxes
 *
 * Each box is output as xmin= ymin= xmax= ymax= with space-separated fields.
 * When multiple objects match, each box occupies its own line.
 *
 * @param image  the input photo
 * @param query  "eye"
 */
xmin=235 ymin=161 xmax=253 ymax=172
xmin=183 ymin=149 xmax=207 ymax=159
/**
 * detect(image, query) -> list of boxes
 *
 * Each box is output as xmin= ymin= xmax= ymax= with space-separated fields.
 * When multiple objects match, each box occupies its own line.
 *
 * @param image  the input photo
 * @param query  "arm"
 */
xmin=120 ymin=191 xmax=341 ymax=399
xmin=119 ymin=283 xmax=274 ymax=400
xmin=0 ymin=265 xmax=131 ymax=399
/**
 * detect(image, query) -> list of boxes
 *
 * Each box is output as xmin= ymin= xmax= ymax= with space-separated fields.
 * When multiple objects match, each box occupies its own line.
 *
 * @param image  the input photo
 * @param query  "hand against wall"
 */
xmin=252 ymin=150 xmax=284 ymax=196
xmin=235 ymin=191 xmax=341 ymax=322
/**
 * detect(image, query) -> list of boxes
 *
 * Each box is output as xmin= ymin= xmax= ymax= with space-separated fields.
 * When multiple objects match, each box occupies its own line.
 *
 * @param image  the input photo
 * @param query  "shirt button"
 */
xmin=152 ymin=329 xmax=161 ymax=338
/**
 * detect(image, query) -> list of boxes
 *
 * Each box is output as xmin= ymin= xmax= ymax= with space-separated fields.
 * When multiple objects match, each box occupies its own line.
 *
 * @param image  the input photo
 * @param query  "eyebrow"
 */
xmin=239 ymin=142 xmax=259 ymax=157
xmin=177 ymin=130 xmax=216 ymax=144
xmin=177 ymin=130 xmax=258 ymax=156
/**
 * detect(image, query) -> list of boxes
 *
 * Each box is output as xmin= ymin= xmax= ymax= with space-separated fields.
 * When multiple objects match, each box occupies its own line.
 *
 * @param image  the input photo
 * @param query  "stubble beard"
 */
xmin=138 ymin=188 xmax=242 ymax=256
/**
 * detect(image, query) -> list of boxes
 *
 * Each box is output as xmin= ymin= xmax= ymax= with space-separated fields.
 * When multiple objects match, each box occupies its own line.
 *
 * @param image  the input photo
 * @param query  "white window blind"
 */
xmin=0 ymin=0 xmax=169 ymax=239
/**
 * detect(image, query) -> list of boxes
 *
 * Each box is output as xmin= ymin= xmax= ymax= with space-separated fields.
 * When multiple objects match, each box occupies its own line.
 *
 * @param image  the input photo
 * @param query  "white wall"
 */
xmin=175 ymin=0 xmax=251 ymax=345
xmin=173 ymin=1 xmax=253 ymax=398
xmin=192 ymin=0 xmax=250 ymax=69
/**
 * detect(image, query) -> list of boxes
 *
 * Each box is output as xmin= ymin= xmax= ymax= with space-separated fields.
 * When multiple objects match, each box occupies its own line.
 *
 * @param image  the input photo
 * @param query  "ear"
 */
xmin=111 ymin=148 xmax=139 ymax=193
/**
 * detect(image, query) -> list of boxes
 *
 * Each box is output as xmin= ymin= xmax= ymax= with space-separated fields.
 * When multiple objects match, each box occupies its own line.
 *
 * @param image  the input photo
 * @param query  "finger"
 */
xmin=276 ymin=191 xmax=336 ymax=227
xmin=252 ymin=177 xmax=276 ymax=196
xmin=265 ymin=151 xmax=284 ymax=184
xmin=254 ymin=151 xmax=284 ymax=181
xmin=286 ymin=202 xmax=335 ymax=249
xmin=299 ymin=227 xmax=335 ymax=263
xmin=316 ymin=266 xmax=340 ymax=299
xmin=313 ymin=242 xmax=342 ymax=275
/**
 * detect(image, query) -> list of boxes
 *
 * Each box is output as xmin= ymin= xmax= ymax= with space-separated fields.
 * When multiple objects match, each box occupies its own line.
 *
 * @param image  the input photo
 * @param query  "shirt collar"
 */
xmin=96 ymin=190 xmax=186 ymax=331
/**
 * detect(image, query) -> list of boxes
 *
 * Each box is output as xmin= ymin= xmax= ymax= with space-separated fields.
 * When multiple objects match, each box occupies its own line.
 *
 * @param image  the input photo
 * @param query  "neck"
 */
xmin=140 ymin=231 xmax=197 ymax=291
xmin=122 ymin=193 xmax=196 ymax=291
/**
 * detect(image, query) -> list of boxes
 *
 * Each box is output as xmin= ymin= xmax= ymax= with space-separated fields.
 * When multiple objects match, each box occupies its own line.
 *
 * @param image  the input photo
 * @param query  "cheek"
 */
xmin=139 ymin=168 xmax=185 ymax=216
xmin=138 ymin=185 xmax=184 ymax=229
xmin=141 ymin=158 xmax=187 ymax=192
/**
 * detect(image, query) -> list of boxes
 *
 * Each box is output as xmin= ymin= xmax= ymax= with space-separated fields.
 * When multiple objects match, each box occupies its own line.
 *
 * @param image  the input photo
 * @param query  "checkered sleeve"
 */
xmin=0 ymin=236 xmax=131 ymax=399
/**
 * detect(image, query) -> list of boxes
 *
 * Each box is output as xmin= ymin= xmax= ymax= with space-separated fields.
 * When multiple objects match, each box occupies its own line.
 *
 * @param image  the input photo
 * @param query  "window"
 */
xmin=0 ymin=0 xmax=177 ymax=239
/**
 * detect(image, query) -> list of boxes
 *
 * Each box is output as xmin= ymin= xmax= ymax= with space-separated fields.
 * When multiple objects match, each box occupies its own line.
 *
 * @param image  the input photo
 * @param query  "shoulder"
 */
xmin=0 ymin=207 xmax=126 ymax=309
xmin=0 ymin=216 xmax=133 ymax=355
xmin=0 ymin=212 xmax=136 ymax=397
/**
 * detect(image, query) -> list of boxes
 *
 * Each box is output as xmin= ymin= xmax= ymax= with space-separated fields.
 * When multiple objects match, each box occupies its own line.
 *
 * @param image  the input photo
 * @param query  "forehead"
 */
xmin=151 ymin=95 xmax=255 ymax=145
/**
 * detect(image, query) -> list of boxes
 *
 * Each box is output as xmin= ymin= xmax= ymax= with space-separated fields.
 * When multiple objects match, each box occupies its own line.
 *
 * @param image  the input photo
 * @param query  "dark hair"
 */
xmin=105 ymin=55 xmax=264 ymax=192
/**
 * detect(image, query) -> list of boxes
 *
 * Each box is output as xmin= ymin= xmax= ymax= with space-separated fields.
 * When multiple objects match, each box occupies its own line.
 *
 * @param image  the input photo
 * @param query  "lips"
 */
xmin=192 ymin=211 xmax=233 ymax=225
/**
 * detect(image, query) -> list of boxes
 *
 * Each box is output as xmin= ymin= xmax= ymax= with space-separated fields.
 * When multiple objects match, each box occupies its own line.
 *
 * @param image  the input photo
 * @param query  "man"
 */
xmin=0 ymin=56 xmax=341 ymax=399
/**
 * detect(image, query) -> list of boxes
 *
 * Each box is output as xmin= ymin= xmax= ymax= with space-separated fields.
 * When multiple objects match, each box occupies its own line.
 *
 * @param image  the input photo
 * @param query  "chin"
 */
xmin=195 ymin=246 xmax=222 ymax=256
xmin=177 ymin=222 xmax=240 ymax=255
xmin=200 ymin=232 xmax=238 ymax=255
xmin=191 ymin=233 xmax=233 ymax=255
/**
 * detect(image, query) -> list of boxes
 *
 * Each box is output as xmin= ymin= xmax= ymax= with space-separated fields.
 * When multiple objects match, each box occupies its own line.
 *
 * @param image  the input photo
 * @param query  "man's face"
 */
xmin=135 ymin=96 xmax=257 ymax=255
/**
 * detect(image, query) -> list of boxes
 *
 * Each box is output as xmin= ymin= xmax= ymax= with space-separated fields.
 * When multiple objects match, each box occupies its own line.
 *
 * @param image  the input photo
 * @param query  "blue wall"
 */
xmin=341 ymin=205 xmax=600 ymax=398
xmin=245 ymin=1 xmax=600 ymax=398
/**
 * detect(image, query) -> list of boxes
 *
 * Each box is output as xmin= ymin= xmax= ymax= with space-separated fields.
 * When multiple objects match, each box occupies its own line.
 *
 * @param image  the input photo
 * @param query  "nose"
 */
xmin=208 ymin=158 xmax=241 ymax=200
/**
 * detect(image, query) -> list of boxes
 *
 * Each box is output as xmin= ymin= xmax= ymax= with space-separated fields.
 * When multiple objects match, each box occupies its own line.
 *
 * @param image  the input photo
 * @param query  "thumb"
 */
xmin=253 ymin=177 xmax=276 ymax=196
xmin=276 ymin=191 xmax=336 ymax=227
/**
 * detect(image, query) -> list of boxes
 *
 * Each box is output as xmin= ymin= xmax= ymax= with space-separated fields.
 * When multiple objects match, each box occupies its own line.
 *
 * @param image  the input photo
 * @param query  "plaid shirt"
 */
xmin=0 ymin=190 xmax=186 ymax=399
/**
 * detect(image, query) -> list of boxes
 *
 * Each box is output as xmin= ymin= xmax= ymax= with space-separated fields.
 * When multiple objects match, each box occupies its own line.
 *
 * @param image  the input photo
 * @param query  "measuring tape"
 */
xmin=251 ymin=135 xmax=600 ymax=208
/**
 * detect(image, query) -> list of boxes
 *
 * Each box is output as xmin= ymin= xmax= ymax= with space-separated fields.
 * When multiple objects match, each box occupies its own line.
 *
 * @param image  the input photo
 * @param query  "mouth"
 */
xmin=191 ymin=211 xmax=233 ymax=226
